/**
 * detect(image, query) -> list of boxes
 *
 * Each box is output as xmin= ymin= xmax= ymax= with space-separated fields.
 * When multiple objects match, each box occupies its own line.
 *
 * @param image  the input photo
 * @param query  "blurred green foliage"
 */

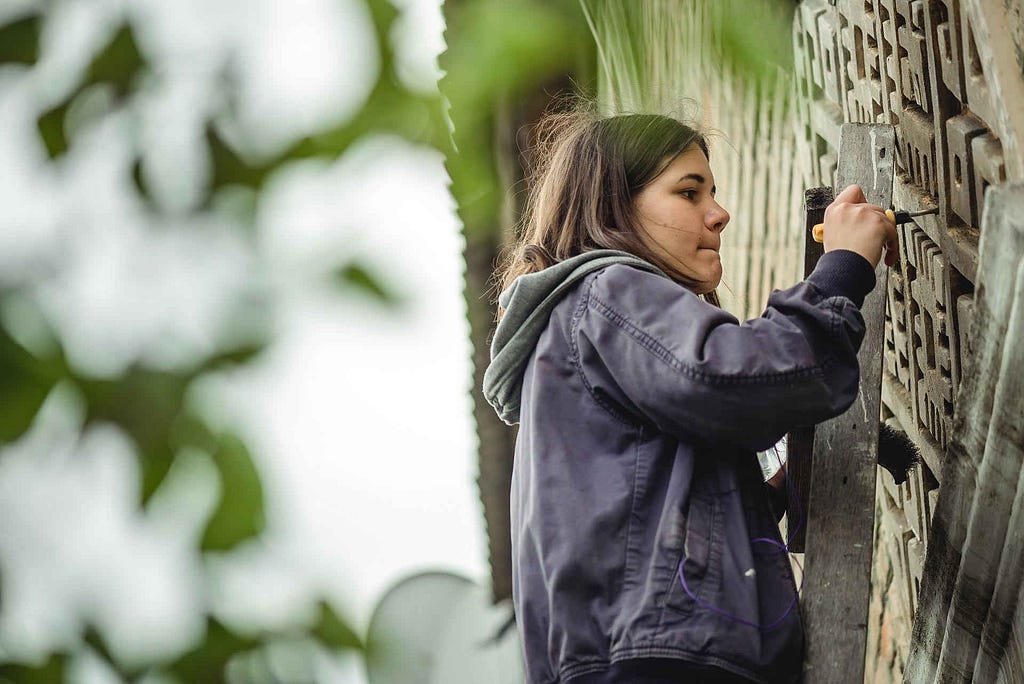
xmin=0 ymin=655 xmax=66 ymax=684
xmin=0 ymin=0 xmax=603 ymax=677
xmin=0 ymin=15 xmax=40 ymax=65
xmin=710 ymin=0 xmax=795 ymax=81
xmin=164 ymin=620 xmax=261 ymax=682
xmin=442 ymin=0 xmax=592 ymax=238
xmin=199 ymin=433 xmax=266 ymax=551
xmin=0 ymin=0 xmax=461 ymax=677
xmin=86 ymin=25 xmax=145 ymax=99
xmin=37 ymin=24 xmax=146 ymax=159
xmin=0 ymin=328 xmax=60 ymax=444
xmin=310 ymin=602 xmax=365 ymax=651
xmin=335 ymin=263 xmax=401 ymax=308
xmin=580 ymin=0 xmax=796 ymax=116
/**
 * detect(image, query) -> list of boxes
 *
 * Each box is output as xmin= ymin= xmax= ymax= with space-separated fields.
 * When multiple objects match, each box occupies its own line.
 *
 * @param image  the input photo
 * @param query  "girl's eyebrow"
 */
xmin=676 ymin=173 xmax=717 ymax=193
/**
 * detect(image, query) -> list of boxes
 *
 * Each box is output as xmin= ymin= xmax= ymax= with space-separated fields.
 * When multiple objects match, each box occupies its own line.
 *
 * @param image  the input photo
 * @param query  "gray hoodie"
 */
xmin=482 ymin=248 xmax=876 ymax=683
xmin=484 ymin=250 xmax=669 ymax=425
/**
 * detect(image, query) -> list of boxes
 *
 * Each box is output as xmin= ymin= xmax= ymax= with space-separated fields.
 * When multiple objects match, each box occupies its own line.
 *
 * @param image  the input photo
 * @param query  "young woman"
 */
xmin=482 ymin=112 xmax=897 ymax=683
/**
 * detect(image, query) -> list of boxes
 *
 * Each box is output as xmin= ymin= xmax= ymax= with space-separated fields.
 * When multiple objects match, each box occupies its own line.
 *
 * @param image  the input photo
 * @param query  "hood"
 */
xmin=482 ymin=249 xmax=669 ymax=425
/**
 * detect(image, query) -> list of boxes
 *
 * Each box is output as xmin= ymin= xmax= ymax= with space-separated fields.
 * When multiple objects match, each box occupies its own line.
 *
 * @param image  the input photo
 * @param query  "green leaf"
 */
xmin=86 ymin=25 xmax=146 ymax=98
xmin=81 ymin=627 xmax=138 ymax=679
xmin=167 ymin=619 xmax=260 ymax=684
xmin=205 ymin=125 xmax=277 ymax=195
xmin=334 ymin=262 xmax=399 ymax=306
xmin=199 ymin=342 xmax=265 ymax=370
xmin=310 ymin=601 xmax=364 ymax=651
xmin=36 ymin=100 xmax=71 ymax=159
xmin=79 ymin=340 xmax=265 ymax=502
xmin=0 ymin=326 xmax=62 ymax=444
xmin=35 ymin=24 xmax=146 ymax=158
xmin=130 ymin=157 xmax=152 ymax=205
xmin=200 ymin=432 xmax=265 ymax=551
xmin=0 ymin=654 xmax=67 ymax=684
xmin=0 ymin=15 xmax=41 ymax=65
xmin=81 ymin=370 xmax=190 ymax=501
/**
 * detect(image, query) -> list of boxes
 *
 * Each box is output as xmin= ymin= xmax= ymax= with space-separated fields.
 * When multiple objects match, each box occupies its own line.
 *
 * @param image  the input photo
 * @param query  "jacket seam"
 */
xmin=558 ymin=647 xmax=771 ymax=684
xmin=569 ymin=276 xmax=642 ymax=427
xmin=587 ymin=293 xmax=826 ymax=387
xmin=621 ymin=427 xmax=644 ymax=591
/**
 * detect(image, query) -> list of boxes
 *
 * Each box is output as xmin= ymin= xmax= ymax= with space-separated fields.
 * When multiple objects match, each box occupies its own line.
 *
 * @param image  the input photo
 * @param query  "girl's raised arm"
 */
xmin=573 ymin=250 xmax=876 ymax=451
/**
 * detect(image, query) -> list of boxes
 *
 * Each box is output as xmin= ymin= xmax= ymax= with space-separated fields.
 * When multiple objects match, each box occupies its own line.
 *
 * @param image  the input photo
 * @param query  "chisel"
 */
xmin=811 ymin=207 xmax=938 ymax=243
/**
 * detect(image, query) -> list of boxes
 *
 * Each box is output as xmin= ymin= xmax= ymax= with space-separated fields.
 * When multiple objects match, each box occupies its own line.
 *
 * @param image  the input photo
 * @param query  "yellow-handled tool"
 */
xmin=811 ymin=208 xmax=938 ymax=243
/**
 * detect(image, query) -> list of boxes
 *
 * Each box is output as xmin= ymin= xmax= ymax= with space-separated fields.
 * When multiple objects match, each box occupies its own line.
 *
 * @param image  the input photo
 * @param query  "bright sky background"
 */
xmin=0 ymin=0 xmax=487 ymax=680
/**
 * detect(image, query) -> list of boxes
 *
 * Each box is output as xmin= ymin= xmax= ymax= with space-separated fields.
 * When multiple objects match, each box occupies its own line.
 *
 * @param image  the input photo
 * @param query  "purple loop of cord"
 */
xmin=677 ymin=448 xmax=805 ymax=631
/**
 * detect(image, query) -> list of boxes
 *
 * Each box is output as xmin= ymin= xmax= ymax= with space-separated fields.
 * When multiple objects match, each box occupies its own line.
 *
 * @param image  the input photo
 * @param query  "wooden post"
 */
xmin=801 ymin=123 xmax=894 ymax=683
xmin=787 ymin=186 xmax=833 ymax=552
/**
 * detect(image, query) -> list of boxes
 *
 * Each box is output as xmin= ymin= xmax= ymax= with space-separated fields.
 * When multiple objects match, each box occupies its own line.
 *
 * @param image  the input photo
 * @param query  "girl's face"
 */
xmin=633 ymin=145 xmax=730 ymax=294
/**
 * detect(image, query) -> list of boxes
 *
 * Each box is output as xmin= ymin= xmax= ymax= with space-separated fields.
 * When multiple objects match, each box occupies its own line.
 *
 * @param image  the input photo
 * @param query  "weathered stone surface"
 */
xmin=794 ymin=0 xmax=1024 ymax=680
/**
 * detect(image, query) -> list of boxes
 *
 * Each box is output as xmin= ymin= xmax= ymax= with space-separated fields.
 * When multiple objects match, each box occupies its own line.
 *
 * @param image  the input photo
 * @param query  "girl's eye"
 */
xmin=678 ymin=190 xmax=697 ymax=200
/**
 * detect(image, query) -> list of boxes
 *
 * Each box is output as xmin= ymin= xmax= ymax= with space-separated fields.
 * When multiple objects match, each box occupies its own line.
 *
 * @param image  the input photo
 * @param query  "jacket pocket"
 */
xmin=662 ymin=489 xmax=722 ymax=614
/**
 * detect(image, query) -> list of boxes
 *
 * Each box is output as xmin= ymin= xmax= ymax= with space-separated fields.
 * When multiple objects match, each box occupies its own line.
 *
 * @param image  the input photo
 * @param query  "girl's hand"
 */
xmin=822 ymin=184 xmax=899 ymax=268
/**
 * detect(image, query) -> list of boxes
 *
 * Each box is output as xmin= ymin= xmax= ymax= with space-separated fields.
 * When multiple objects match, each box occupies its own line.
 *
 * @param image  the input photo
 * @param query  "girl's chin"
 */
xmin=696 ymin=263 xmax=723 ymax=293
xmin=693 ymin=275 xmax=723 ymax=294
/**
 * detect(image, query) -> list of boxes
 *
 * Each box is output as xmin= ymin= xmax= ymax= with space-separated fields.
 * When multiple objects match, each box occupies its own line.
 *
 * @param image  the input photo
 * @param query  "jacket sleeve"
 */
xmin=572 ymin=250 xmax=876 ymax=452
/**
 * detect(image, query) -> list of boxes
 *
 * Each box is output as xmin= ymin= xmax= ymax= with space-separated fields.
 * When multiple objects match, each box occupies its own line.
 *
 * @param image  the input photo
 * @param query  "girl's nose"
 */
xmin=708 ymin=202 xmax=730 ymax=233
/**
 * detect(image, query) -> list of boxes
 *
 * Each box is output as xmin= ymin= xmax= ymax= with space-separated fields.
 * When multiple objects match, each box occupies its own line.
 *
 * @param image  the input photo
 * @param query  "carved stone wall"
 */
xmin=793 ymin=0 xmax=1022 ymax=676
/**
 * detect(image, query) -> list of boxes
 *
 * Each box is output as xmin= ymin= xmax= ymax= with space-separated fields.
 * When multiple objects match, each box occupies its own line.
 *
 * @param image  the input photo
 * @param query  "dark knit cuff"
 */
xmin=806 ymin=249 xmax=877 ymax=308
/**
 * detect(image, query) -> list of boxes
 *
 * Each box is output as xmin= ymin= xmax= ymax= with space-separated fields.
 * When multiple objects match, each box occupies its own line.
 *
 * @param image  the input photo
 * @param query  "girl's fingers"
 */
xmin=834 ymin=184 xmax=866 ymax=204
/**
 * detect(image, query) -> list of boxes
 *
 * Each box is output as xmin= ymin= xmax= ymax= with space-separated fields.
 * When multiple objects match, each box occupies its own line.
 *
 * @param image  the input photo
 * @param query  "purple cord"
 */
xmin=677 ymin=446 xmax=805 ymax=631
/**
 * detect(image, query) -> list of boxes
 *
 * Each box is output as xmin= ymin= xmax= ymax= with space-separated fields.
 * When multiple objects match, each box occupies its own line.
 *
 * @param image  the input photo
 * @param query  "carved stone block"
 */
xmin=946 ymin=111 xmax=987 ymax=227
xmin=895 ymin=0 xmax=933 ymax=112
xmin=810 ymin=99 xmax=844 ymax=151
xmin=934 ymin=0 xmax=965 ymax=101
xmin=796 ymin=1 xmax=826 ymax=102
xmin=882 ymin=490 xmax=918 ymax=617
xmin=955 ymin=292 xmax=974 ymax=387
xmin=907 ymin=536 xmax=924 ymax=612
xmin=838 ymin=0 xmax=887 ymax=122
xmin=899 ymin=106 xmax=939 ymax=199
xmin=971 ymin=132 xmax=1006 ymax=233
xmin=878 ymin=457 xmax=937 ymax=624
xmin=960 ymin=11 xmax=998 ymax=129
xmin=903 ymin=226 xmax=962 ymax=451
xmin=877 ymin=0 xmax=905 ymax=116
xmin=885 ymin=251 xmax=917 ymax=399
xmin=816 ymin=7 xmax=844 ymax=107
xmin=808 ymin=100 xmax=842 ymax=187
xmin=902 ymin=464 xmax=937 ymax=548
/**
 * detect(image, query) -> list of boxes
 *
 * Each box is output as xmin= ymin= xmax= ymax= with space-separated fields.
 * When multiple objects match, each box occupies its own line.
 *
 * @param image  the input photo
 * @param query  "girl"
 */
xmin=482 ymin=112 xmax=897 ymax=683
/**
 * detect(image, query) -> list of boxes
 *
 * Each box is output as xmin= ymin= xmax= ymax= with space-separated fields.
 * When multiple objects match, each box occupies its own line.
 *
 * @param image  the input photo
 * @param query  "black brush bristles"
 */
xmin=877 ymin=423 xmax=921 ymax=485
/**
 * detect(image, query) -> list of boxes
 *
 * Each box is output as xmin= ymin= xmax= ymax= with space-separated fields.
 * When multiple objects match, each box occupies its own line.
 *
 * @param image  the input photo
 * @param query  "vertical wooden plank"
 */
xmin=906 ymin=185 xmax=1024 ymax=683
xmin=802 ymin=123 xmax=895 ymax=684
xmin=787 ymin=186 xmax=833 ymax=553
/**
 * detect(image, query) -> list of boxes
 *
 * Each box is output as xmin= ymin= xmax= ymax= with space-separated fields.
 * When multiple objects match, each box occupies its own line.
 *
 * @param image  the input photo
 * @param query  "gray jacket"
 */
xmin=483 ymin=249 xmax=875 ymax=684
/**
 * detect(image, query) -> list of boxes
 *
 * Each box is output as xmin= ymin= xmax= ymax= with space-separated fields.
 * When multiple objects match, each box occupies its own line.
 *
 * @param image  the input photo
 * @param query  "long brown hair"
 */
xmin=494 ymin=110 xmax=720 ymax=311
